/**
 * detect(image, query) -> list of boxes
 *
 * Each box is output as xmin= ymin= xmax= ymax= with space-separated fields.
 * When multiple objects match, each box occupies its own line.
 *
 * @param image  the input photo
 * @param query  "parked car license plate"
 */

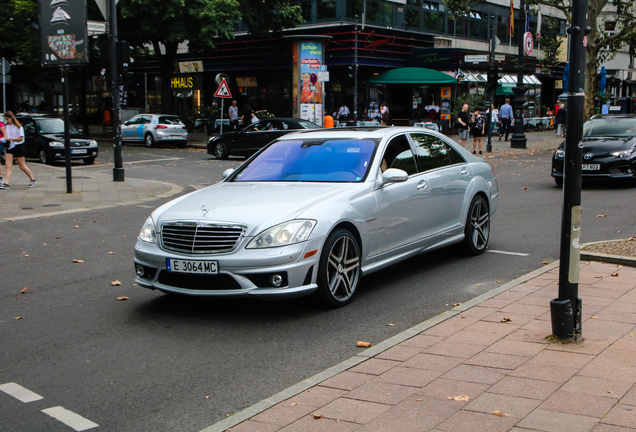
xmin=582 ymin=164 xmax=600 ymax=171
xmin=71 ymin=149 xmax=87 ymax=154
xmin=166 ymin=258 xmax=218 ymax=274
xmin=171 ymin=135 xmax=185 ymax=139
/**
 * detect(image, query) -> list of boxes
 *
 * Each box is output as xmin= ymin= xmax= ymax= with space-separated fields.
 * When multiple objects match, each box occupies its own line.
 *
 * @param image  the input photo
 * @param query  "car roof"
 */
xmin=256 ymin=117 xmax=314 ymax=123
xmin=589 ymin=114 xmax=636 ymax=120
xmin=276 ymin=126 xmax=441 ymax=140
xmin=16 ymin=112 xmax=55 ymax=118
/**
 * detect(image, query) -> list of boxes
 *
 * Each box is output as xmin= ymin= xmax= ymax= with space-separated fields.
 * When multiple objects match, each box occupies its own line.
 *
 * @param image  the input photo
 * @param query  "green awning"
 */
xmin=496 ymin=84 xmax=516 ymax=95
xmin=368 ymin=67 xmax=457 ymax=84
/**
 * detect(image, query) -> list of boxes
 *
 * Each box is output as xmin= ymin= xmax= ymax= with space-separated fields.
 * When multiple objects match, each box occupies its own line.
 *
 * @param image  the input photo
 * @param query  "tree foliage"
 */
xmin=441 ymin=0 xmax=479 ymax=21
xmin=0 ymin=0 xmax=40 ymax=71
xmin=525 ymin=0 xmax=636 ymax=118
xmin=119 ymin=0 xmax=303 ymax=113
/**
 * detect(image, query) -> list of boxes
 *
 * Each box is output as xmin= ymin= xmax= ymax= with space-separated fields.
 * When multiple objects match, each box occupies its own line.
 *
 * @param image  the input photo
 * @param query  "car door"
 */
xmin=410 ymin=133 xmax=472 ymax=239
xmin=21 ymin=118 xmax=38 ymax=158
xmin=372 ymin=134 xmax=431 ymax=257
xmin=121 ymin=116 xmax=141 ymax=141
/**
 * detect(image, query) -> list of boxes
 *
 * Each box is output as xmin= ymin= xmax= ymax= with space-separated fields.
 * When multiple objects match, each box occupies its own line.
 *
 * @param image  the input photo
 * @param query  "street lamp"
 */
xmin=509 ymin=0 xmax=527 ymax=149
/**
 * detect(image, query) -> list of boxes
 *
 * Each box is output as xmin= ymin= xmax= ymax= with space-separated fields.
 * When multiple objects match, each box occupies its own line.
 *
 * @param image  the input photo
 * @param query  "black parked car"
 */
xmin=207 ymin=117 xmax=320 ymax=159
xmin=552 ymin=114 xmax=636 ymax=187
xmin=17 ymin=114 xmax=99 ymax=165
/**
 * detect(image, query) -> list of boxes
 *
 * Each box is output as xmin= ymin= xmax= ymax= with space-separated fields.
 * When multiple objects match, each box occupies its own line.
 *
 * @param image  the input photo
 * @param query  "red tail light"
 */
xmin=155 ymin=125 xmax=167 ymax=129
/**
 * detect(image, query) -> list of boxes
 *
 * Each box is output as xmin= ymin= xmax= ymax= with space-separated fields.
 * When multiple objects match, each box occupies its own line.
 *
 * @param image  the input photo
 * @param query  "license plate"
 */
xmin=166 ymin=258 xmax=218 ymax=274
xmin=171 ymin=135 xmax=185 ymax=139
xmin=582 ymin=164 xmax=600 ymax=171
xmin=71 ymin=149 xmax=87 ymax=154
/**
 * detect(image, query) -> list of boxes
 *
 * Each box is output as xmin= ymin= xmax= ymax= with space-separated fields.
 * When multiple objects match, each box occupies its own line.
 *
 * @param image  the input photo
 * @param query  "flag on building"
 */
xmin=508 ymin=0 xmax=514 ymax=36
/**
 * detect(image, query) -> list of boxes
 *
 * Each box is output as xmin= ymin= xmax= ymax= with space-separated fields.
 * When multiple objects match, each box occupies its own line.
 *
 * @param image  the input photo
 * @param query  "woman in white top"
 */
xmin=1 ymin=111 xmax=36 ymax=190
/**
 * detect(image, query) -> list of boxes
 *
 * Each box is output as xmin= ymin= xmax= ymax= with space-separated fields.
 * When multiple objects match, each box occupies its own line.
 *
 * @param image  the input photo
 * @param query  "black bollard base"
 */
xmin=113 ymin=168 xmax=125 ymax=182
xmin=550 ymin=298 xmax=574 ymax=340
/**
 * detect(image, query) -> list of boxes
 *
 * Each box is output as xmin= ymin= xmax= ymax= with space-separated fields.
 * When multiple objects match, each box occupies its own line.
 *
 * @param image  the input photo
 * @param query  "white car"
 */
xmin=134 ymin=127 xmax=498 ymax=307
xmin=121 ymin=114 xmax=188 ymax=148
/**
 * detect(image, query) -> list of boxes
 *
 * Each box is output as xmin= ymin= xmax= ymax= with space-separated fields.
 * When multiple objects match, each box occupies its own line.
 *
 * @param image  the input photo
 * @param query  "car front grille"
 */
xmin=161 ymin=222 xmax=246 ymax=254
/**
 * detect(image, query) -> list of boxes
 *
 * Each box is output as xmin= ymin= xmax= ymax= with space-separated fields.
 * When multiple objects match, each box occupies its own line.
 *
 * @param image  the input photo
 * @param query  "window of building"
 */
xmin=367 ymin=1 xmax=393 ymax=26
xmin=317 ymin=0 xmax=336 ymax=20
xmin=406 ymin=8 xmax=422 ymax=29
xmin=346 ymin=0 xmax=363 ymax=19
xmin=423 ymin=11 xmax=444 ymax=32
xmin=292 ymin=0 xmax=313 ymax=22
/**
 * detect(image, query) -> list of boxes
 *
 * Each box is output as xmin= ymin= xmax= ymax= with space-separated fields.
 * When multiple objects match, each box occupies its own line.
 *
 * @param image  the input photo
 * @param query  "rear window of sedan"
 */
xmin=233 ymin=138 xmax=378 ymax=182
xmin=584 ymin=118 xmax=636 ymax=137
xmin=159 ymin=116 xmax=183 ymax=125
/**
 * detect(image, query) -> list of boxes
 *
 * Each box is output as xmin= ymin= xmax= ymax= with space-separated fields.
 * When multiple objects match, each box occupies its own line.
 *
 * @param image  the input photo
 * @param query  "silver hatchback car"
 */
xmin=134 ymin=127 xmax=499 ymax=307
xmin=121 ymin=114 xmax=188 ymax=148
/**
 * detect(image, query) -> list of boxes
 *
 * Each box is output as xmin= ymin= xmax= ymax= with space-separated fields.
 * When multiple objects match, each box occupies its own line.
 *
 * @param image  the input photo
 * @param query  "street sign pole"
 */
xmin=62 ymin=67 xmax=72 ymax=193
xmin=551 ymin=0 xmax=589 ymax=342
xmin=110 ymin=0 xmax=124 ymax=182
xmin=2 ymin=58 xmax=6 ymax=113
xmin=220 ymin=98 xmax=224 ymax=135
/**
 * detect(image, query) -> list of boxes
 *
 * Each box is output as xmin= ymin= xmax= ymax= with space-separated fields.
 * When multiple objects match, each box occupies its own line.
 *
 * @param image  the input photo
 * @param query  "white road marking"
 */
xmin=487 ymin=249 xmax=530 ymax=256
xmin=0 ymin=382 xmax=43 ymax=403
xmin=41 ymin=407 xmax=99 ymax=431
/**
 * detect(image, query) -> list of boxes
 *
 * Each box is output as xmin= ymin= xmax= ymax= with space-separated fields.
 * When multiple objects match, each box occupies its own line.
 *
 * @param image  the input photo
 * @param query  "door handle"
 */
xmin=461 ymin=168 xmax=469 ymax=175
xmin=417 ymin=180 xmax=428 ymax=190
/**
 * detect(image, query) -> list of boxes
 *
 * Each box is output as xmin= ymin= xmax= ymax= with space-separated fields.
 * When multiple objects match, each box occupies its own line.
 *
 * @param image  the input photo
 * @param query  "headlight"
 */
xmin=556 ymin=150 xmax=565 ymax=158
xmin=49 ymin=141 xmax=64 ymax=148
xmin=88 ymin=140 xmax=98 ymax=147
xmin=611 ymin=149 xmax=634 ymax=158
xmin=138 ymin=216 xmax=157 ymax=244
xmin=247 ymin=220 xmax=316 ymax=249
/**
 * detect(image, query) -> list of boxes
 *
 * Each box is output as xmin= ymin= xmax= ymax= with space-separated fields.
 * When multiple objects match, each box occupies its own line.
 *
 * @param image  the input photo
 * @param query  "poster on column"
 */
xmin=299 ymin=42 xmax=323 ymax=122
xmin=300 ymin=103 xmax=323 ymax=125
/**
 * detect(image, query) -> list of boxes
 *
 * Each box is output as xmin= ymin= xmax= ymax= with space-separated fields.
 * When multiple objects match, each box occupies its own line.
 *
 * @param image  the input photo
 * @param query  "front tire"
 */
xmin=144 ymin=133 xmax=155 ymax=147
xmin=316 ymin=229 xmax=361 ymax=308
xmin=83 ymin=157 xmax=95 ymax=165
xmin=39 ymin=149 xmax=52 ymax=165
xmin=176 ymin=141 xmax=187 ymax=149
xmin=460 ymin=195 xmax=490 ymax=255
xmin=214 ymin=141 xmax=229 ymax=160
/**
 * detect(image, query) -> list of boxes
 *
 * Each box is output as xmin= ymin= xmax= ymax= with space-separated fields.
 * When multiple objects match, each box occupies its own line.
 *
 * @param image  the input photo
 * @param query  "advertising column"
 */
xmin=294 ymin=42 xmax=323 ymax=126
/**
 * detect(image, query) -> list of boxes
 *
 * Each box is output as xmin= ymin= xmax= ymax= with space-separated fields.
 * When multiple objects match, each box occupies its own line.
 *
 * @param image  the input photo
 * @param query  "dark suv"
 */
xmin=17 ymin=114 xmax=99 ymax=165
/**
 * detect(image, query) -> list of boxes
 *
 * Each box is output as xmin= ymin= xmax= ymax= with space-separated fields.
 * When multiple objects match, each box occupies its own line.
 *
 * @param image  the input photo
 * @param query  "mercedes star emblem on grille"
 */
xmin=584 ymin=153 xmax=593 ymax=160
xmin=201 ymin=205 xmax=209 ymax=217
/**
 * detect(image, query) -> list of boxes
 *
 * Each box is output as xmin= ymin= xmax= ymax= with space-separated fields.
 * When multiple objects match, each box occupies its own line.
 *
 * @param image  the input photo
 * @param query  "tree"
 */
xmin=119 ymin=0 xmax=303 ymax=113
xmin=525 ymin=0 xmax=636 ymax=118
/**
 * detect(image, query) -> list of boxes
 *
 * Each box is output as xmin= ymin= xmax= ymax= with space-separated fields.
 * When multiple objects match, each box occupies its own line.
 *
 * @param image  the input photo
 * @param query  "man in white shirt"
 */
xmin=228 ymin=100 xmax=239 ymax=131
xmin=338 ymin=104 xmax=350 ymax=122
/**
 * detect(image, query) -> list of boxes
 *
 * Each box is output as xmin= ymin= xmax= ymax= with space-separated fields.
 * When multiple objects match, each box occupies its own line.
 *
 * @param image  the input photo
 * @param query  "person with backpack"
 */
xmin=471 ymin=109 xmax=486 ymax=155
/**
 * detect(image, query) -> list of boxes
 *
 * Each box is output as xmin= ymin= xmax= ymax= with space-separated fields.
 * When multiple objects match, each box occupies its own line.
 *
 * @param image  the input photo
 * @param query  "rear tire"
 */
xmin=460 ymin=195 xmax=490 ymax=255
xmin=177 ymin=141 xmax=187 ymax=149
xmin=83 ymin=157 xmax=95 ymax=165
xmin=214 ymin=141 xmax=229 ymax=160
xmin=144 ymin=133 xmax=155 ymax=147
xmin=315 ymin=228 xmax=361 ymax=308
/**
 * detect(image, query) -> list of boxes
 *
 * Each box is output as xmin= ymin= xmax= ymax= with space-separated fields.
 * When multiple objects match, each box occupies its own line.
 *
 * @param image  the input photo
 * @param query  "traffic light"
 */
xmin=486 ymin=65 xmax=502 ymax=93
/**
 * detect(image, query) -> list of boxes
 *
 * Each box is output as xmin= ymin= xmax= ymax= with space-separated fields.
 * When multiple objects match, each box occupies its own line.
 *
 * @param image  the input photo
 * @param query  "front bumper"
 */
xmin=51 ymin=148 xmax=98 ymax=160
xmin=551 ymin=155 xmax=636 ymax=180
xmin=133 ymin=236 xmax=324 ymax=299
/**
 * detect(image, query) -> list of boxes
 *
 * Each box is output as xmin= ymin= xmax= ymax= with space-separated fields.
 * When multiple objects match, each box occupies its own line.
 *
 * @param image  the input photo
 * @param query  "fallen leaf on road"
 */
xmin=73 ymin=259 xmax=84 ymax=263
xmin=594 ymin=276 xmax=603 ymax=278
xmin=108 ymin=252 xmax=114 ymax=255
xmin=631 ymin=334 xmax=634 ymax=337
xmin=56 ymin=236 xmax=61 ymax=239
xmin=290 ymin=403 xmax=298 ymax=406
xmin=20 ymin=287 xmax=28 ymax=294
xmin=461 ymin=315 xmax=466 ymax=318
xmin=73 ymin=225 xmax=79 ymax=228
xmin=15 ymin=317 xmax=24 ymax=320
xmin=611 ymin=272 xmax=619 ymax=277
xmin=591 ymin=316 xmax=598 ymax=319
xmin=111 ymin=280 xmax=122 ymax=286
xmin=596 ymin=214 xmax=607 ymax=217
xmin=451 ymin=395 xmax=470 ymax=401
xmin=387 ymin=323 xmax=395 ymax=326
xmin=524 ymin=187 xmax=528 ymax=190
xmin=24 ymin=254 xmax=29 ymax=257
xmin=493 ymin=411 xmax=503 ymax=417
xmin=357 ymin=341 xmax=372 ymax=348
xmin=416 ymin=399 xmax=422 ymax=401
xmin=453 ymin=303 xmax=461 ymax=306
xmin=496 ymin=280 xmax=502 ymax=283
xmin=501 ymin=318 xmax=512 ymax=322
xmin=476 ymin=283 xmax=482 ymax=286
xmin=313 ymin=414 xmax=323 ymax=419
xmin=116 ymin=296 xmax=129 ymax=301
xmin=542 ymin=260 xmax=549 ymax=264
xmin=92 ymin=220 xmax=98 ymax=223
xmin=629 ymin=237 xmax=635 ymax=241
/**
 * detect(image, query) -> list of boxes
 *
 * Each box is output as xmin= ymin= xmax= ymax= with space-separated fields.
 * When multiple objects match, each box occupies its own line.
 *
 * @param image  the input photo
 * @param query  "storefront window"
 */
xmin=423 ymin=11 xmax=443 ymax=32
xmin=468 ymin=11 xmax=485 ymax=39
xmin=317 ymin=0 xmax=336 ymax=20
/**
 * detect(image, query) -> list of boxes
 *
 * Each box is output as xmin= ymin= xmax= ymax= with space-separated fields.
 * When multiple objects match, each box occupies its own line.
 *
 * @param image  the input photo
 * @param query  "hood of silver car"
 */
xmin=154 ymin=182 xmax=357 ymax=236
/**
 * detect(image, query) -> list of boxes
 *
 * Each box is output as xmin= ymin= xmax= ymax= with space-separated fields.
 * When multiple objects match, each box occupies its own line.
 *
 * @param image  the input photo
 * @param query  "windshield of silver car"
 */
xmin=233 ymin=138 xmax=378 ymax=182
xmin=584 ymin=118 xmax=636 ymax=138
xmin=36 ymin=118 xmax=80 ymax=134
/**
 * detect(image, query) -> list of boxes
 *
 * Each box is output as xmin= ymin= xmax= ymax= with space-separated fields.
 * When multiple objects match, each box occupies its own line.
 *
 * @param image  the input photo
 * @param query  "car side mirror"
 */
xmin=124 ymin=121 xmax=130 ymax=126
xmin=221 ymin=168 xmax=235 ymax=180
xmin=379 ymin=168 xmax=408 ymax=186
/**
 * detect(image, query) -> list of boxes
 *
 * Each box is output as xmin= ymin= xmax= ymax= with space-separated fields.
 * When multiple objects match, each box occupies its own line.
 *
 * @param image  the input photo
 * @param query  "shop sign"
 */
xmin=179 ymin=61 xmax=203 ymax=73
xmin=524 ymin=32 xmax=533 ymax=56
xmin=170 ymin=74 xmax=203 ymax=90
xmin=364 ymin=31 xmax=396 ymax=54
xmin=464 ymin=55 xmax=488 ymax=63
xmin=40 ymin=0 xmax=88 ymax=66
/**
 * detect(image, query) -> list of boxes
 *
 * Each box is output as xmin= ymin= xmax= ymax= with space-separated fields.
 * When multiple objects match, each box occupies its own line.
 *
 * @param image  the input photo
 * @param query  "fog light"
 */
xmin=270 ymin=274 xmax=283 ymax=287
xmin=136 ymin=265 xmax=145 ymax=277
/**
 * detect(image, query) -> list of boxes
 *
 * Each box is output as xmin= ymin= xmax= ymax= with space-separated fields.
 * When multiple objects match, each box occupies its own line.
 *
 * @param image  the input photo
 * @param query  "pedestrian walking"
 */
xmin=485 ymin=104 xmax=499 ymax=138
xmin=0 ymin=111 xmax=36 ymax=190
xmin=556 ymin=104 xmax=567 ymax=137
xmin=380 ymin=104 xmax=389 ymax=126
xmin=457 ymin=103 xmax=471 ymax=148
xmin=0 ymin=116 xmax=6 ymax=184
xmin=471 ymin=109 xmax=485 ymax=154
xmin=499 ymin=98 xmax=513 ymax=141
xmin=337 ymin=104 xmax=351 ymax=122
xmin=241 ymin=103 xmax=253 ymax=125
xmin=228 ymin=100 xmax=239 ymax=131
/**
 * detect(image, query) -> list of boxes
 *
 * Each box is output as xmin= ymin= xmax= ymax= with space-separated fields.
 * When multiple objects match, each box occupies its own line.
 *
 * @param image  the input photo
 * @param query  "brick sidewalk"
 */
xmin=204 ymin=261 xmax=636 ymax=432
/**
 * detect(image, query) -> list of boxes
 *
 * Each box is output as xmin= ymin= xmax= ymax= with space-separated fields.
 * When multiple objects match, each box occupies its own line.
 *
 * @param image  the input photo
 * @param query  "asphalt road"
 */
xmin=1 ymin=142 xmax=634 ymax=431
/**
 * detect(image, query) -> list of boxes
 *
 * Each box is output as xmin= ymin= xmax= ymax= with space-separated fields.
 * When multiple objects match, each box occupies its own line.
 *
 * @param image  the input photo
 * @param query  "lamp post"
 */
xmin=354 ymin=18 xmax=359 ymax=122
xmin=110 ymin=0 xmax=124 ymax=181
xmin=509 ymin=0 xmax=527 ymax=149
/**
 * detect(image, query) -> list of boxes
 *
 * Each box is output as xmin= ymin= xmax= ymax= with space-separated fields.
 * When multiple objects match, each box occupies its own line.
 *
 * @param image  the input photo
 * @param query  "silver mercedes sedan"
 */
xmin=134 ymin=127 xmax=499 ymax=307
